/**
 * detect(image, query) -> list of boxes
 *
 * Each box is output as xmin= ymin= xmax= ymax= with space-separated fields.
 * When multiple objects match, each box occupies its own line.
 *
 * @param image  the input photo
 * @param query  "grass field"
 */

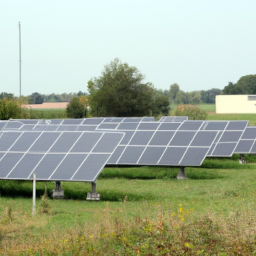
xmin=1 ymin=159 xmax=256 ymax=255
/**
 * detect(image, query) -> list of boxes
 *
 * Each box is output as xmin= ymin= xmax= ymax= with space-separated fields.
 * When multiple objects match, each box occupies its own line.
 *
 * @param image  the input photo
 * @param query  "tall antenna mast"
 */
xmin=19 ymin=22 xmax=21 ymax=106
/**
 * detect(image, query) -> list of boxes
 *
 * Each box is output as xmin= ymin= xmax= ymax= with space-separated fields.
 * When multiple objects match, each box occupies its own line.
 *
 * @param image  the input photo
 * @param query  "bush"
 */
xmin=66 ymin=97 xmax=87 ymax=118
xmin=173 ymin=104 xmax=207 ymax=120
xmin=0 ymin=99 xmax=22 ymax=120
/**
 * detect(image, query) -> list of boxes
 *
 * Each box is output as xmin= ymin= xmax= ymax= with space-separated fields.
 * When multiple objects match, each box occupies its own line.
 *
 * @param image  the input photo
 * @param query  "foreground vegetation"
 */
xmin=0 ymin=157 xmax=256 ymax=255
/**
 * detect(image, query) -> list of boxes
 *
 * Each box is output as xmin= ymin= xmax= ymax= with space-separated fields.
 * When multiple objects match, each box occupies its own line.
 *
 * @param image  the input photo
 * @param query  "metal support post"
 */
xmin=32 ymin=173 xmax=36 ymax=216
xmin=52 ymin=181 xmax=64 ymax=199
xmin=176 ymin=167 xmax=188 ymax=180
xmin=86 ymin=182 xmax=100 ymax=201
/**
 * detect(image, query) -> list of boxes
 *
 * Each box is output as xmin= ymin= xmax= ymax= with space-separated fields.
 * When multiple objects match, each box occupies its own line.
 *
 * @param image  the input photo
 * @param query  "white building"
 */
xmin=216 ymin=95 xmax=256 ymax=114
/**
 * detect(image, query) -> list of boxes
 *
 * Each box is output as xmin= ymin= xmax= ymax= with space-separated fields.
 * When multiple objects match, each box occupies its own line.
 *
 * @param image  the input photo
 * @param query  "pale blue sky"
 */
xmin=1 ymin=0 xmax=256 ymax=96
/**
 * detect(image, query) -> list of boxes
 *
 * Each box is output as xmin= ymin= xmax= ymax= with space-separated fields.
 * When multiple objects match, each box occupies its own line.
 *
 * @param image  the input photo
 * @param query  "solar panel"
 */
xmin=96 ymin=121 xmax=218 ymax=166
xmin=0 ymin=131 xmax=124 ymax=182
xmin=207 ymin=121 xmax=248 ymax=157
xmin=234 ymin=126 xmax=256 ymax=154
xmin=159 ymin=116 xmax=188 ymax=122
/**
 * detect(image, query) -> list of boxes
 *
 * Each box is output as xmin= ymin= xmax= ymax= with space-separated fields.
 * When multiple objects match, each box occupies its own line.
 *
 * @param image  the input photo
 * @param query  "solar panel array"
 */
xmin=0 ymin=130 xmax=124 ymax=182
xmin=0 ymin=117 xmax=252 ymax=183
xmin=234 ymin=126 xmax=256 ymax=154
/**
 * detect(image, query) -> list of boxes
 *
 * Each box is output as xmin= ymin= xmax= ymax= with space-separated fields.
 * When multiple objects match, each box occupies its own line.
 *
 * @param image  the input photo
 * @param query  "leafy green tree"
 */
xmin=175 ymin=91 xmax=188 ymax=104
xmin=152 ymin=92 xmax=170 ymax=116
xmin=66 ymin=97 xmax=87 ymax=118
xmin=169 ymin=83 xmax=180 ymax=101
xmin=173 ymin=104 xmax=207 ymax=120
xmin=28 ymin=92 xmax=44 ymax=104
xmin=0 ymin=92 xmax=14 ymax=100
xmin=88 ymin=58 xmax=156 ymax=117
xmin=0 ymin=99 xmax=22 ymax=120
xmin=222 ymin=75 xmax=256 ymax=95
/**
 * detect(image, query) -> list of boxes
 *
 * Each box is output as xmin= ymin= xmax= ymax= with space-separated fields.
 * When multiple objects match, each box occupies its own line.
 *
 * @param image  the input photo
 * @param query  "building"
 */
xmin=216 ymin=95 xmax=256 ymax=113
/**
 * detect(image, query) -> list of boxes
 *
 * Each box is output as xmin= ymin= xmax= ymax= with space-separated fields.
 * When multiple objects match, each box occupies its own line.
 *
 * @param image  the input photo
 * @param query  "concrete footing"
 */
xmin=87 ymin=182 xmax=100 ymax=201
xmin=176 ymin=167 xmax=188 ymax=180
xmin=239 ymin=154 xmax=245 ymax=164
xmin=52 ymin=181 xmax=64 ymax=199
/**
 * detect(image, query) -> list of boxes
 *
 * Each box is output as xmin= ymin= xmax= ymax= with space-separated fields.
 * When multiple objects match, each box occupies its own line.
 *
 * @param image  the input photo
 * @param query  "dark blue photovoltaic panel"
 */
xmin=118 ymin=146 xmax=145 ymax=164
xmin=207 ymin=144 xmax=215 ymax=156
xmin=49 ymin=154 xmax=88 ymax=180
xmin=92 ymin=133 xmax=124 ymax=153
xmin=225 ymin=121 xmax=248 ymax=131
xmin=178 ymin=121 xmax=204 ymax=131
xmin=8 ymin=154 xmax=44 ymax=179
xmin=137 ymin=123 xmax=160 ymax=130
xmin=0 ymin=132 xmax=22 ymax=151
xmin=71 ymin=132 xmax=102 ymax=152
xmin=4 ymin=122 xmax=23 ymax=129
xmin=110 ymin=118 xmax=124 ymax=123
xmin=117 ymin=123 xmax=139 ymax=130
xmin=149 ymin=131 xmax=175 ymax=146
xmin=129 ymin=131 xmax=154 ymax=145
xmin=180 ymin=147 xmax=209 ymax=166
xmin=62 ymin=119 xmax=83 ymax=125
xmin=200 ymin=121 xmax=228 ymax=131
xmin=211 ymin=143 xmax=237 ymax=156
xmin=77 ymin=126 xmax=97 ymax=131
xmin=191 ymin=131 xmax=218 ymax=146
xmin=104 ymin=118 xmax=113 ymax=122
xmin=97 ymin=123 xmax=119 ymax=130
xmin=158 ymin=147 xmax=186 ymax=165
xmin=169 ymin=132 xmax=196 ymax=146
xmin=9 ymin=132 xmax=41 ymax=152
xmin=142 ymin=117 xmax=155 ymax=122
xmin=12 ymin=120 xmax=38 ymax=125
xmin=82 ymin=118 xmax=104 ymax=125
xmin=158 ymin=123 xmax=181 ymax=130
xmin=123 ymin=118 xmax=142 ymax=123
xmin=72 ymin=154 xmax=110 ymax=181
xmin=19 ymin=125 xmax=35 ymax=131
xmin=249 ymin=142 xmax=256 ymax=153
xmin=57 ymin=126 xmax=78 ymax=131
xmin=30 ymin=154 xmax=66 ymax=179
xmin=107 ymin=146 xmax=125 ymax=164
xmin=0 ymin=153 xmax=24 ymax=177
xmin=44 ymin=126 xmax=59 ymax=131
xmin=29 ymin=132 xmax=61 ymax=152
xmin=241 ymin=127 xmax=256 ymax=139
xmin=234 ymin=140 xmax=254 ymax=153
xmin=49 ymin=132 xmax=82 ymax=152
xmin=33 ymin=125 xmax=48 ymax=131
xmin=219 ymin=131 xmax=242 ymax=142
xmin=138 ymin=147 xmax=165 ymax=164
xmin=214 ymin=132 xmax=222 ymax=142
xmin=0 ymin=122 xmax=6 ymax=131
xmin=119 ymin=131 xmax=134 ymax=145
xmin=0 ymin=152 xmax=4 ymax=160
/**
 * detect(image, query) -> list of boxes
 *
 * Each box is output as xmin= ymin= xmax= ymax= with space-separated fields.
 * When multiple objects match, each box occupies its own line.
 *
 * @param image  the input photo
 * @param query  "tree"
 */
xmin=88 ymin=58 xmax=156 ymax=117
xmin=175 ymin=91 xmax=188 ymax=104
xmin=152 ymin=93 xmax=170 ymax=116
xmin=173 ymin=104 xmax=207 ymax=120
xmin=222 ymin=75 xmax=256 ymax=95
xmin=28 ymin=92 xmax=44 ymax=104
xmin=169 ymin=83 xmax=180 ymax=101
xmin=66 ymin=97 xmax=87 ymax=118
xmin=0 ymin=99 xmax=21 ymax=120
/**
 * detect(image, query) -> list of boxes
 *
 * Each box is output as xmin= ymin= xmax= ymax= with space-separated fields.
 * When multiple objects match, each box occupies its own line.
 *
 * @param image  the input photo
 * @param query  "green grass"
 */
xmin=195 ymin=103 xmax=215 ymax=112
xmin=1 ymin=159 xmax=256 ymax=254
xmin=28 ymin=109 xmax=67 ymax=119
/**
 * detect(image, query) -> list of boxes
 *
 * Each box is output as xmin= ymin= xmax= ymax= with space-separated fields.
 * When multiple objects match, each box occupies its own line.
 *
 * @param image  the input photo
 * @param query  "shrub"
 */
xmin=173 ymin=104 xmax=207 ymax=120
xmin=66 ymin=97 xmax=87 ymax=118
xmin=0 ymin=98 xmax=22 ymax=120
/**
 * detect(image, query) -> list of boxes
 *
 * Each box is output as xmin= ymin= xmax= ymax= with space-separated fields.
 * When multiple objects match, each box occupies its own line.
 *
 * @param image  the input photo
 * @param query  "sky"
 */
xmin=1 ymin=0 xmax=256 ymax=96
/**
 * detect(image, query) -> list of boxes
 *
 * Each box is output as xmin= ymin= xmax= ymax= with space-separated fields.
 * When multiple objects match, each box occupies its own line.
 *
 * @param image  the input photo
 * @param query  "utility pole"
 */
xmin=18 ymin=22 xmax=21 ymax=106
